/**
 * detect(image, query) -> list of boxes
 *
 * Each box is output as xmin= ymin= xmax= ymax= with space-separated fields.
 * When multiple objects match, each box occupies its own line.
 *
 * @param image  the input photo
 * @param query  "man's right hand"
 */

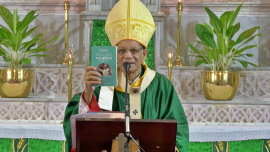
xmin=84 ymin=66 xmax=101 ymax=105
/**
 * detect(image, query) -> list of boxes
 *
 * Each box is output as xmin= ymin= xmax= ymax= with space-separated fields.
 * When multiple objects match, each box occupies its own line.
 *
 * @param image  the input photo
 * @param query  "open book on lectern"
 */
xmin=70 ymin=111 xmax=125 ymax=149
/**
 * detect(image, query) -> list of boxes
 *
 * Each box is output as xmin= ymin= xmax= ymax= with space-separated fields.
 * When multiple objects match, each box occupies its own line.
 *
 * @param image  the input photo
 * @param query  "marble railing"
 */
xmin=0 ymin=67 xmax=270 ymax=124
xmin=158 ymin=68 xmax=270 ymax=100
xmin=159 ymin=67 xmax=270 ymax=124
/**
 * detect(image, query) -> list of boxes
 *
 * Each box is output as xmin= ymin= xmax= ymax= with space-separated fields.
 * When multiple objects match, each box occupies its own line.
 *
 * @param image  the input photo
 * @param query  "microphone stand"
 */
xmin=124 ymin=62 xmax=130 ymax=152
xmin=122 ymin=62 xmax=145 ymax=152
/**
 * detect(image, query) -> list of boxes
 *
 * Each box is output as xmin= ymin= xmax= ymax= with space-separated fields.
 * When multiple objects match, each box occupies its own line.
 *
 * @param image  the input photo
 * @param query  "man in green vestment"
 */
xmin=63 ymin=0 xmax=189 ymax=152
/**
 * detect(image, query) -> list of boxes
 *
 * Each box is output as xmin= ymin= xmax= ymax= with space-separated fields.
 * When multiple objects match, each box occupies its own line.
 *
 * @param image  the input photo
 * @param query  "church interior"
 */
xmin=0 ymin=0 xmax=269 ymax=151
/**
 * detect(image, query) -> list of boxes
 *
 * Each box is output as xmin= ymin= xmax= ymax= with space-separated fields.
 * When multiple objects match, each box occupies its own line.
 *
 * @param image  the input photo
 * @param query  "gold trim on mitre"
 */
xmin=105 ymin=0 xmax=156 ymax=47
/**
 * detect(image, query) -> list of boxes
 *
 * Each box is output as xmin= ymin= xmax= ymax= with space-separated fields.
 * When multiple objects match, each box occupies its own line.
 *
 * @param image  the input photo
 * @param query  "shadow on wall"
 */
xmin=181 ymin=20 xmax=198 ymax=66
xmin=258 ymin=20 xmax=270 ymax=67
xmin=166 ymin=18 xmax=199 ymax=67
xmin=161 ymin=12 xmax=198 ymax=66
xmin=33 ymin=19 xmax=62 ymax=65
xmin=33 ymin=14 xmax=85 ymax=65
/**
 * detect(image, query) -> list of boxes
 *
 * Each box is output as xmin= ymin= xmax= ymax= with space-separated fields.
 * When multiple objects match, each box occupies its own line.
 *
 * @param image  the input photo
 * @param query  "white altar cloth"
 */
xmin=1 ymin=123 xmax=270 ymax=142
xmin=0 ymin=123 xmax=65 ymax=141
xmin=189 ymin=123 xmax=270 ymax=142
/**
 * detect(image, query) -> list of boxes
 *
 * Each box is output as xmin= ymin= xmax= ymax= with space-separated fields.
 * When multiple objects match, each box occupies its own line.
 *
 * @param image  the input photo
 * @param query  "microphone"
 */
xmin=123 ymin=62 xmax=130 ymax=138
xmin=124 ymin=62 xmax=130 ymax=72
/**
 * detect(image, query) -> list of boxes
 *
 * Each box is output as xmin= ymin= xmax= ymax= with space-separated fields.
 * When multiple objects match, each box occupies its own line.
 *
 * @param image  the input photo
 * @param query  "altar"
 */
xmin=1 ymin=68 xmax=270 ymax=152
xmin=1 ymin=117 xmax=270 ymax=151
xmin=0 ymin=0 xmax=270 ymax=152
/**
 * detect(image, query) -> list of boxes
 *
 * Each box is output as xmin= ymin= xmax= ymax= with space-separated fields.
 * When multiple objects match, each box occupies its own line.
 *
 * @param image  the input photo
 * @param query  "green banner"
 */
xmin=1 ymin=138 xmax=270 ymax=152
xmin=188 ymin=141 xmax=212 ymax=152
xmin=0 ymin=138 xmax=12 ymax=152
xmin=29 ymin=139 xmax=62 ymax=152
xmin=229 ymin=139 xmax=263 ymax=152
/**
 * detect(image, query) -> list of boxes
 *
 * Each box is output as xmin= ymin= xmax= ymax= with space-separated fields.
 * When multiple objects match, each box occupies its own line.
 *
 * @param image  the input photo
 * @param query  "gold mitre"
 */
xmin=105 ymin=0 xmax=156 ymax=47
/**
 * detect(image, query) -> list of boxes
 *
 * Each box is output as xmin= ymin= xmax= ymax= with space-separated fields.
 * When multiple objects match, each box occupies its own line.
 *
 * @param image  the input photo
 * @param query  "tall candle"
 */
xmin=168 ymin=52 xmax=172 ymax=61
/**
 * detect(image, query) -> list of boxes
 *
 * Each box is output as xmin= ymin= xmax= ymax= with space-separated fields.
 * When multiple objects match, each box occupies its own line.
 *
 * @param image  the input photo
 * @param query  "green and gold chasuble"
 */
xmin=64 ymin=65 xmax=189 ymax=152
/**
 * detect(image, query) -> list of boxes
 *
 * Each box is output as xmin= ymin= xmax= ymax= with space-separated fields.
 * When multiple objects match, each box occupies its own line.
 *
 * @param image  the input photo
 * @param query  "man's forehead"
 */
xmin=117 ymin=45 xmax=142 ymax=49
xmin=117 ymin=40 xmax=142 ymax=47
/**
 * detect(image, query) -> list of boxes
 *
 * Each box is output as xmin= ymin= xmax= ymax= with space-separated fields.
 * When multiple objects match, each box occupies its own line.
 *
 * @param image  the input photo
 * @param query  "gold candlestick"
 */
xmin=65 ymin=1 xmax=72 ymax=102
xmin=167 ymin=60 xmax=173 ymax=82
xmin=64 ymin=1 xmax=70 ymax=49
xmin=166 ymin=46 xmax=176 ymax=82
xmin=60 ymin=0 xmax=73 ymax=103
xmin=61 ymin=0 xmax=70 ymax=65
xmin=66 ymin=45 xmax=75 ymax=102
xmin=60 ymin=47 xmax=74 ymax=124
xmin=176 ymin=0 xmax=186 ymax=66
xmin=68 ymin=58 xmax=74 ymax=102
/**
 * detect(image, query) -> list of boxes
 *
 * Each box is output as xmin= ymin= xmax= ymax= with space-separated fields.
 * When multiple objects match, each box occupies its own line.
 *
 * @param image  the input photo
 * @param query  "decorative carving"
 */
xmin=0 ymin=102 xmax=67 ymax=122
xmin=146 ymin=0 xmax=160 ymax=12
xmin=87 ymin=0 xmax=101 ymax=11
xmin=183 ymin=104 xmax=270 ymax=123
xmin=32 ymin=68 xmax=85 ymax=97
xmin=0 ymin=68 xmax=270 ymax=123
xmin=147 ymin=0 xmax=158 ymax=5
xmin=160 ymin=70 xmax=270 ymax=100
xmin=85 ymin=0 xmax=161 ymax=12
xmin=0 ymin=68 xmax=269 ymax=124
xmin=89 ymin=0 xmax=99 ymax=5
xmin=1 ymin=101 xmax=270 ymax=124
xmin=158 ymin=70 xmax=270 ymax=124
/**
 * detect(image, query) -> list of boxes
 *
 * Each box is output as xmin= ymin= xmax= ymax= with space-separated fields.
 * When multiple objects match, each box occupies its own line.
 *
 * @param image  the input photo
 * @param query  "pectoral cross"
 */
xmin=133 ymin=109 xmax=138 ymax=115
xmin=133 ymin=89 xmax=138 ymax=93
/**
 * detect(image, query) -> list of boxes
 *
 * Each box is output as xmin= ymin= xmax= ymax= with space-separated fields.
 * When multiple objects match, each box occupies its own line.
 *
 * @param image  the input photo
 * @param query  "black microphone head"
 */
xmin=123 ymin=62 xmax=130 ymax=72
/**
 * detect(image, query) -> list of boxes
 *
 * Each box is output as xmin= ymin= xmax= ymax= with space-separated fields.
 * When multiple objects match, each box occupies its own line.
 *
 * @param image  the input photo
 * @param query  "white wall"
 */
xmin=0 ymin=0 xmax=86 ymax=67
xmin=160 ymin=0 xmax=270 ymax=68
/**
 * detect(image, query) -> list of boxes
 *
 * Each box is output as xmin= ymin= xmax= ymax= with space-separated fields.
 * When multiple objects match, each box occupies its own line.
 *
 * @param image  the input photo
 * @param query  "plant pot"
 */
xmin=0 ymin=69 xmax=34 ymax=98
xmin=200 ymin=71 xmax=240 ymax=100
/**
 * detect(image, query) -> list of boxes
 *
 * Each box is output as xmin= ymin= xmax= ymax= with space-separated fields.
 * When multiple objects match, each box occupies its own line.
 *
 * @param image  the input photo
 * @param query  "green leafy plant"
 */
xmin=0 ymin=5 xmax=59 ymax=69
xmin=186 ymin=4 xmax=262 ymax=71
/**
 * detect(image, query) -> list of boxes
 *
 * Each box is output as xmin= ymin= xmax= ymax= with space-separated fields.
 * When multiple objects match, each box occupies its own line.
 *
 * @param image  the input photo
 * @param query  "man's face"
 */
xmin=117 ymin=40 xmax=148 ymax=74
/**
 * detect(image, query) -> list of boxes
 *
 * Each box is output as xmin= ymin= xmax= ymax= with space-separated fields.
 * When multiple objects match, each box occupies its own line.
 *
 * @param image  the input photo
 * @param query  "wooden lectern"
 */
xmin=75 ymin=118 xmax=177 ymax=152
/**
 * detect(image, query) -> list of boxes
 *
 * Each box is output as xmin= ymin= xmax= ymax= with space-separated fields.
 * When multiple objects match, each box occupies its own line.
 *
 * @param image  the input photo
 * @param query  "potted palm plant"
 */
xmin=186 ymin=4 xmax=261 ymax=100
xmin=0 ymin=5 xmax=58 ymax=98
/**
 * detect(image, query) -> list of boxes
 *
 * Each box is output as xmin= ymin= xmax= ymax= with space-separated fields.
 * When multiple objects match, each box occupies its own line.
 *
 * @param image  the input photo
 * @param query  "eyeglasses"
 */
xmin=117 ymin=48 xmax=143 ymax=56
